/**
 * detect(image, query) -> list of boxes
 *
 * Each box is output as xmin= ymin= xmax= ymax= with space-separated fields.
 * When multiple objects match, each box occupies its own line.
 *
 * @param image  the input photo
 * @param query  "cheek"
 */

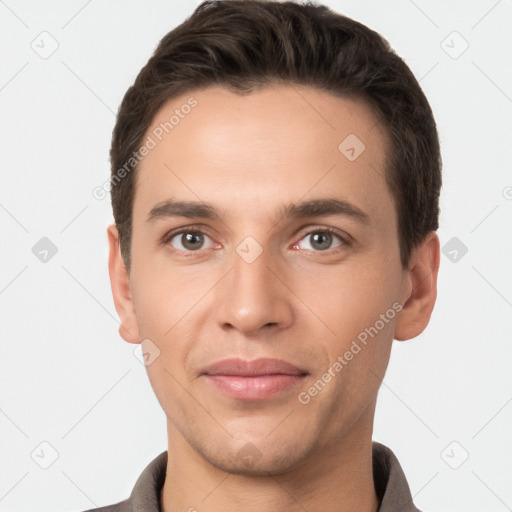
xmin=299 ymin=262 xmax=401 ymax=345
xmin=130 ymin=278 xmax=169 ymax=338
xmin=302 ymin=265 xmax=399 ymax=416
xmin=130 ymin=257 xmax=205 ymax=339
xmin=129 ymin=264 xmax=218 ymax=389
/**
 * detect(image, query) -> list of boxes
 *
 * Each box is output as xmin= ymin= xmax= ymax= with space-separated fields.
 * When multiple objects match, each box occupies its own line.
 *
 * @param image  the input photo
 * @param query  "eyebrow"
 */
xmin=280 ymin=198 xmax=369 ymax=223
xmin=146 ymin=198 xmax=370 ymax=224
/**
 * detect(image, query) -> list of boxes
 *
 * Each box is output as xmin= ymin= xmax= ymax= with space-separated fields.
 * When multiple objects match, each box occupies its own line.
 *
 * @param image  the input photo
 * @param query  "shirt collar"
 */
xmin=123 ymin=442 xmax=420 ymax=512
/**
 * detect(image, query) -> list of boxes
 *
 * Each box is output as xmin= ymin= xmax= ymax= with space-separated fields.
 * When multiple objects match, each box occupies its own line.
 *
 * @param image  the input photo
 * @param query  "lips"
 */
xmin=203 ymin=358 xmax=307 ymax=377
xmin=202 ymin=358 xmax=308 ymax=400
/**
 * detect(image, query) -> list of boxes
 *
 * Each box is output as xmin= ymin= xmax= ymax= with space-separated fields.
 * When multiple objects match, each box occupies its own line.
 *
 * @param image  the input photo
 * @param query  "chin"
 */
xmin=199 ymin=436 xmax=314 ymax=476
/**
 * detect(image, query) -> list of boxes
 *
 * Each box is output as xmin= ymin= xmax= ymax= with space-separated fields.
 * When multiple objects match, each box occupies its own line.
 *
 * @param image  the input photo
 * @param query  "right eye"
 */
xmin=167 ymin=230 xmax=216 ymax=252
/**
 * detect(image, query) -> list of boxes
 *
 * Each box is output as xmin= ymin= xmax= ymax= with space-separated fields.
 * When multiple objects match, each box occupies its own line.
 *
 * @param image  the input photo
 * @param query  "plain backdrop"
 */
xmin=0 ymin=1 xmax=511 ymax=511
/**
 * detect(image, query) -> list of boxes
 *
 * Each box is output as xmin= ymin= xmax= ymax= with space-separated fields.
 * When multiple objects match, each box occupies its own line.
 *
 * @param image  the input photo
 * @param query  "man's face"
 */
xmin=116 ymin=84 xmax=412 ymax=473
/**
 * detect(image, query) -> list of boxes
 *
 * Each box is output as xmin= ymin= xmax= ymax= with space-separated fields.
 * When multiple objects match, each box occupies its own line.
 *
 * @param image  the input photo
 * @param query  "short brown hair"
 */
xmin=110 ymin=0 xmax=441 ymax=272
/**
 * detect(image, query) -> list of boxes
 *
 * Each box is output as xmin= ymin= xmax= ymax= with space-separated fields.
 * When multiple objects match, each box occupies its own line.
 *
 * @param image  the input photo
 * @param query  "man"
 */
xmin=94 ymin=1 xmax=441 ymax=510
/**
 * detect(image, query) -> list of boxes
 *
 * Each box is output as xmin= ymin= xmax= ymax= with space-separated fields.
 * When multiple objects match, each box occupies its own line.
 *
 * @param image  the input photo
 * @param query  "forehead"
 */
xmin=133 ymin=84 xmax=393 ymax=225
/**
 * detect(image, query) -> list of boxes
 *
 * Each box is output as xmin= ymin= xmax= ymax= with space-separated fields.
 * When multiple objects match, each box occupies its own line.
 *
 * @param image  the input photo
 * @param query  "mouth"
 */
xmin=201 ymin=358 xmax=308 ymax=401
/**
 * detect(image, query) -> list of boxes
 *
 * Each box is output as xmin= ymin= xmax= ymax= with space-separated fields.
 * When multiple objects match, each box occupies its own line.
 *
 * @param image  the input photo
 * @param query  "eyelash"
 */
xmin=160 ymin=225 xmax=352 ymax=256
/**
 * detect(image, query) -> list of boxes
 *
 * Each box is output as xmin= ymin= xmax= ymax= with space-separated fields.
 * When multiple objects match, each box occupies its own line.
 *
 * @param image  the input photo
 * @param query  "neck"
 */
xmin=160 ymin=404 xmax=379 ymax=512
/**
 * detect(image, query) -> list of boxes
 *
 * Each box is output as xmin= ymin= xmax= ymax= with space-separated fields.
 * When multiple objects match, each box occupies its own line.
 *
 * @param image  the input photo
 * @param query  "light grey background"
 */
xmin=1 ymin=1 xmax=511 ymax=511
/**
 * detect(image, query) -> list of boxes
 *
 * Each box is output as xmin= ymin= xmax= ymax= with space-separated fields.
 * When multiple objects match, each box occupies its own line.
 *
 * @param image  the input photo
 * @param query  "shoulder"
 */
xmin=77 ymin=451 xmax=167 ymax=512
xmin=372 ymin=441 xmax=423 ymax=512
xmin=81 ymin=500 xmax=129 ymax=512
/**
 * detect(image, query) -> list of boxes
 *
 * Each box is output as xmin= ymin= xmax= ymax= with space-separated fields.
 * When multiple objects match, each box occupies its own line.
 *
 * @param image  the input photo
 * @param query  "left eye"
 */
xmin=169 ymin=231 xmax=215 ymax=251
xmin=295 ymin=231 xmax=344 ymax=251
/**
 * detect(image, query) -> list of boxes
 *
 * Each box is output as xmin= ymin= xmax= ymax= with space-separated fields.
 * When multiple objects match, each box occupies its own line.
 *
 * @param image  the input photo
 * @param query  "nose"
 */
xmin=215 ymin=244 xmax=294 ymax=336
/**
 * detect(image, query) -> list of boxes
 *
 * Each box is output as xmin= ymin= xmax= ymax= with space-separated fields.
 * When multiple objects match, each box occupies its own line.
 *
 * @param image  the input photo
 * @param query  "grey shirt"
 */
xmin=83 ymin=442 xmax=421 ymax=512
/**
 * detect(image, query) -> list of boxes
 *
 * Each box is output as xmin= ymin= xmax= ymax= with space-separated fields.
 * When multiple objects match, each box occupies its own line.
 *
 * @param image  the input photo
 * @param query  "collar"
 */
xmin=103 ymin=442 xmax=420 ymax=512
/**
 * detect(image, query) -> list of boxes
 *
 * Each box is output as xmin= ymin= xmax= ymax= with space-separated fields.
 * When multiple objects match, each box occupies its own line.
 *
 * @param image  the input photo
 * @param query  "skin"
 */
xmin=108 ymin=84 xmax=439 ymax=512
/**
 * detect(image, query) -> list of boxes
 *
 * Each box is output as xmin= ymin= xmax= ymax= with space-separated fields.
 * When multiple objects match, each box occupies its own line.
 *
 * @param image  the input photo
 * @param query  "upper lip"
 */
xmin=202 ymin=358 xmax=308 ymax=377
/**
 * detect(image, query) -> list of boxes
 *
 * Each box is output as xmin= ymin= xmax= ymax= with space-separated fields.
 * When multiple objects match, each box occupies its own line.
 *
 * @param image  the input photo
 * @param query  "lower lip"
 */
xmin=205 ymin=374 xmax=306 ymax=400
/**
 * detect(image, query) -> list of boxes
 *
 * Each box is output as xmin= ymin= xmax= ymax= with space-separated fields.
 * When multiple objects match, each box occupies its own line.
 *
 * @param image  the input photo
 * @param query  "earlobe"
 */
xmin=107 ymin=224 xmax=140 ymax=344
xmin=394 ymin=232 xmax=440 ymax=341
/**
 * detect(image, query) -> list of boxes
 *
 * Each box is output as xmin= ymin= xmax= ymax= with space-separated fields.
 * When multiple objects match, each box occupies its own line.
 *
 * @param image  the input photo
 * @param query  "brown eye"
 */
xmin=310 ymin=232 xmax=333 ymax=250
xmin=168 ymin=231 xmax=214 ymax=251
xmin=296 ymin=230 xmax=344 ymax=252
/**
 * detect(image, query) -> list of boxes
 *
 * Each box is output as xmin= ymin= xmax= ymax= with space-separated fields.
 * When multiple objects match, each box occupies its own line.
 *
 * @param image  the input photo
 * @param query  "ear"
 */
xmin=395 ymin=232 xmax=440 ymax=341
xmin=107 ymin=223 xmax=140 ymax=344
